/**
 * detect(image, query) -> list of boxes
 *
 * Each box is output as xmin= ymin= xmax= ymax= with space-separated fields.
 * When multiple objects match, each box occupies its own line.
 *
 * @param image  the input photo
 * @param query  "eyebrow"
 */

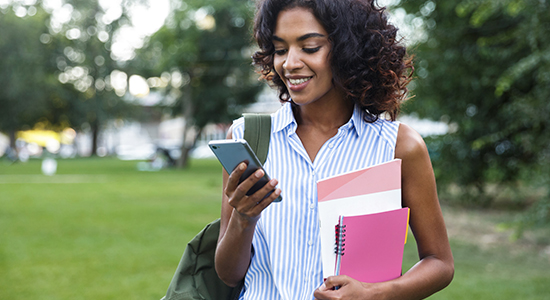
xmin=272 ymin=33 xmax=326 ymax=42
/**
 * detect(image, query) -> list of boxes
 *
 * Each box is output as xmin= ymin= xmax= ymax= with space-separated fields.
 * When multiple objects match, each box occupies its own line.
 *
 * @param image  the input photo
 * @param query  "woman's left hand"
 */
xmin=314 ymin=276 xmax=385 ymax=300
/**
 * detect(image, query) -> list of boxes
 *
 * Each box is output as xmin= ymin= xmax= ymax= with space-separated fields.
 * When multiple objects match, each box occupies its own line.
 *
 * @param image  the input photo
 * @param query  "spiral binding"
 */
xmin=334 ymin=224 xmax=346 ymax=256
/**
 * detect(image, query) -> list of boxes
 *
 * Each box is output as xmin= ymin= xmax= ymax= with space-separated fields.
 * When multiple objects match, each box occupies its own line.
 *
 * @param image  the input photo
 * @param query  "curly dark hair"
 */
xmin=253 ymin=0 xmax=413 ymax=121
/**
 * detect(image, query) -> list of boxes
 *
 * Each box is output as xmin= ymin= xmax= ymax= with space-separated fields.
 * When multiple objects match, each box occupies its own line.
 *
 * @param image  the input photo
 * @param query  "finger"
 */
xmin=313 ymin=282 xmax=334 ymax=300
xmin=252 ymin=177 xmax=279 ymax=203
xmin=233 ymin=168 xmax=266 ymax=200
xmin=323 ymin=275 xmax=349 ymax=290
xmin=254 ymin=185 xmax=281 ymax=211
xmin=317 ymin=281 xmax=330 ymax=292
xmin=226 ymin=162 xmax=247 ymax=195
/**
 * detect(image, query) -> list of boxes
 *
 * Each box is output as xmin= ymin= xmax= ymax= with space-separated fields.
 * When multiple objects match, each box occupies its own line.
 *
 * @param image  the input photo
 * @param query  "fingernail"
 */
xmin=255 ymin=170 xmax=264 ymax=178
xmin=270 ymin=179 xmax=278 ymax=187
xmin=239 ymin=163 xmax=246 ymax=170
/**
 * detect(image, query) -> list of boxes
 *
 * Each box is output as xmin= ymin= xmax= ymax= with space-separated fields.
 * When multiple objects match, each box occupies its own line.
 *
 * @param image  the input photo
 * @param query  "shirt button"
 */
xmin=308 ymin=240 xmax=313 ymax=246
xmin=310 ymin=203 xmax=315 ymax=209
xmin=329 ymin=143 xmax=334 ymax=148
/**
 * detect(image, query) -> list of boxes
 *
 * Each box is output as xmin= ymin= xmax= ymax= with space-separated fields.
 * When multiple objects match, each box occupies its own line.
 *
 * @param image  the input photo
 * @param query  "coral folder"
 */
xmin=317 ymin=159 xmax=408 ymax=282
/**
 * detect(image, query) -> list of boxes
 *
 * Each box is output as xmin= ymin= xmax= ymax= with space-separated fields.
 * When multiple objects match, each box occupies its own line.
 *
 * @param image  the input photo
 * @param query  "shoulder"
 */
xmin=395 ymin=123 xmax=438 ymax=210
xmin=377 ymin=118 xmax=400 ymax=146
xmin=357 ymin=117 xmax=400 ymax=153
xmin=394 ymin=123 xmax=428 ymax=161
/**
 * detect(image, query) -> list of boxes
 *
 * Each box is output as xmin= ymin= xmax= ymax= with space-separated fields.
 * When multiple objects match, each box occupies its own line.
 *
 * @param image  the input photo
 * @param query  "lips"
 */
xmin=286 ymin=76 xmax=312 ymax=91
xmin=288 ymin=77 xmax=312 ymax=85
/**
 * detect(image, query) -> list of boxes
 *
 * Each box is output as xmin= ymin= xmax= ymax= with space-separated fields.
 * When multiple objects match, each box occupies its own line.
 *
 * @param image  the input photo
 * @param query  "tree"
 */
xmin=0 ymin=5 xmax=55 ymax=148
xmin=0 ymin=1 xmax=140 ymax=156
xmin=133 ymin=0 xmax=262 ymax=167
xmin=397 ymin=0 xmax=550 ymax=212
xmin=48 ymin=0 xmax=140 ymax=155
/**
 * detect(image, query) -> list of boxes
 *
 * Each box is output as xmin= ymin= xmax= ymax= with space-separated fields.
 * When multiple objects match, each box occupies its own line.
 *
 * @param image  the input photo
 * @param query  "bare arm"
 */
xmin=315 ymin=123 xmax=454 ymax=300
xmin=387 ymin=123 xmax=455 ymax=298
xmin=214 ymin=128 xmax=282 ymax=287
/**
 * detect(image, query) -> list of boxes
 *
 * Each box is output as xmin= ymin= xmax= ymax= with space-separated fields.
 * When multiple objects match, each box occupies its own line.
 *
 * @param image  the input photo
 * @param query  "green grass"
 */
xmin=402 ymin=237 xmax=550 ymax=299
xmin=1 ymin=157 xmax=549 ymax=299
xmin=0 ymin=157 xmax=224 ymax=300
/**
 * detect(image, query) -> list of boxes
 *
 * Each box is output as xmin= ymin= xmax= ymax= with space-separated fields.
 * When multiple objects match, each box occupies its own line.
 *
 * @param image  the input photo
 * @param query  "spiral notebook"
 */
xmin=317 ymin=159 xmax=403 ymax=280
xmin=334 ymin=208 xmax=410 ymax=283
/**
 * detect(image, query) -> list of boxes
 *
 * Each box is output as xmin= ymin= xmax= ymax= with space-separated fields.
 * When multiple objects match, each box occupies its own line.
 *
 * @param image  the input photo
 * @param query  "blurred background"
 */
xmin=1 ymin=0 xmax=549 ymax=299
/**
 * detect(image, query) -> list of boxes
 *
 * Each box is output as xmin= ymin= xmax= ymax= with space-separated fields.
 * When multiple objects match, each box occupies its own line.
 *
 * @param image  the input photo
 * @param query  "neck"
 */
xmin=293 ymin=97 xmax=354 ymax=132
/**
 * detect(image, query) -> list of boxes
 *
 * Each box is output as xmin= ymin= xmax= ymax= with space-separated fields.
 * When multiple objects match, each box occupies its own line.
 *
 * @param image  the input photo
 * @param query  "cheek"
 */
xmin=317 ymin=57 xmax=333 ymax=81
xmin=315 ymin=55 xmax=331 ymax=72
xmin=273 ymin=57 xmax=284 ymax=77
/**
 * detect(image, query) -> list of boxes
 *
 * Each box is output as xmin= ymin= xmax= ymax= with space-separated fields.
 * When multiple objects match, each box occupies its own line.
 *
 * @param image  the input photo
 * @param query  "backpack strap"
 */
xmin=163 ymin=115 xmax=272 ymax=300
xmin=243 ymin=113 xmax=271 ymax=165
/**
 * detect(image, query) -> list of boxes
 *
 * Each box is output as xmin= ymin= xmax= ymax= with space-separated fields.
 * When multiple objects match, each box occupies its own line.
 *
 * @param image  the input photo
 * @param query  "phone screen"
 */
xmin=208 ymin=139 xmax=281 ymax=202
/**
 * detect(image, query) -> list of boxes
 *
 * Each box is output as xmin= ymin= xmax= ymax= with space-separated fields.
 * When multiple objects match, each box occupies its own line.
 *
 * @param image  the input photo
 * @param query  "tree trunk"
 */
xmin=91 ymin=120 xmax=99 ymax=156
xmin=178 ymin=127 xmax=203 ymax=168
xmin=8 ymin=129 xmax=16 ymax=149
xmin=7 ymin=129 xmax=17 ymax=161
xmin=177 ymin=83 xmax=194 ymax=168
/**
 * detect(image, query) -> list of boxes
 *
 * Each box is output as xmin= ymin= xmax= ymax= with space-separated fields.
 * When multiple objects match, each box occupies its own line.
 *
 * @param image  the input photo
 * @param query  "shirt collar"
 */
xmin=349 ymin=103 xmax=365 ymax=137
xmin=272 ymin=101 xmax=366 ymax=136
xmin=272 ymin=102 xmax=295 ymax=133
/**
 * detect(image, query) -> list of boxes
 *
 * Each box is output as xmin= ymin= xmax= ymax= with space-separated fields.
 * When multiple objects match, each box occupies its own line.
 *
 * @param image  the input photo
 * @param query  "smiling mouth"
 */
xmin=288 ymin=77 xmax=312 ymax=85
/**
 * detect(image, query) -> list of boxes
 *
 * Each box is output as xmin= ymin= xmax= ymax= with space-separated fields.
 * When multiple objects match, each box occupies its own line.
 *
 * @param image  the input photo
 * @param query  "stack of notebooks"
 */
xmin=317 ymin=159 xmax=410 ymax=283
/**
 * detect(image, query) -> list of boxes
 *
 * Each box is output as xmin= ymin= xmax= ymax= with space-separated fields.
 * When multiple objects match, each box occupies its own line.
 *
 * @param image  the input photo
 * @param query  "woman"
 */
xmin=215 ymin=0 xmax=454 ymax=299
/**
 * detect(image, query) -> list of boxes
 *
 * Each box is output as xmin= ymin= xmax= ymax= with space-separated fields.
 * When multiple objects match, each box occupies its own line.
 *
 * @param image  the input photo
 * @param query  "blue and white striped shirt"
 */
xmin=231 ymin=102 xmax=400 ymax=299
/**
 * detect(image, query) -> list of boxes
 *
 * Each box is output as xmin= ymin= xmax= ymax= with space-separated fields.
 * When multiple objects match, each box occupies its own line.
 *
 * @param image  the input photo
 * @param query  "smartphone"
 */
xmin=208 ymin=139 xmax=282 ymax=202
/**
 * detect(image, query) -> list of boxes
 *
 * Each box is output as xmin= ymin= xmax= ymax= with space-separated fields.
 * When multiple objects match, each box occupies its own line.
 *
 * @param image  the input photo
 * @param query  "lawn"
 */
xmin=1 ymin=157 xmax=549 ymax=299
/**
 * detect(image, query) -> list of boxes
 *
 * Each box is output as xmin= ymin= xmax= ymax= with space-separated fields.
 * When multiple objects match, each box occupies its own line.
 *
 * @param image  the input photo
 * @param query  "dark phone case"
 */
xmin=209 ymin=139 xmax=281 ymax=201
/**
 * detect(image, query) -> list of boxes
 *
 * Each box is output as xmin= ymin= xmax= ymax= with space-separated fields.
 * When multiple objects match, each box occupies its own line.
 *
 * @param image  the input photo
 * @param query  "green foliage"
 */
xmin=399 ymin=0 xmax=550 ymax=211
xmin=0 ymin=1 xmax=141 ymax=153
xmin=0 ymin=7 xmax=55 ymax=133
xmin=49 ymin=0 xmax=141 ymax=142
xmin=133 ymin=0 xmax=262 ymax=128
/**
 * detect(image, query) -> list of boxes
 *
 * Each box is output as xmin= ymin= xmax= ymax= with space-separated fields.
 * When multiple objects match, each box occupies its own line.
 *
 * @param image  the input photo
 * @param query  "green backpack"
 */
xmin=161 ymin=114 xmax=271 ymax=300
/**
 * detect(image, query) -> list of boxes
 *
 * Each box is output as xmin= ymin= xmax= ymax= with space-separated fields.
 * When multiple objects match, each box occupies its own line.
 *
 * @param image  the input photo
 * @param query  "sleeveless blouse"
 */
xmin=231 ymin=102 xmax=400 ymax=300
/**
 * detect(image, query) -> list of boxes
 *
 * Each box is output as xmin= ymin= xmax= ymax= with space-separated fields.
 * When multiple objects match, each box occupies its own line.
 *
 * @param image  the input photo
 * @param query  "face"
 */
xmin=272 ymin=7 xmax=338 ymax=107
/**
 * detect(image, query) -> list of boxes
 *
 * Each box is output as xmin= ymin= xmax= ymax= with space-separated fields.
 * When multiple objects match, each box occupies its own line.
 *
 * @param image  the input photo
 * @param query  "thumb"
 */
xmin=323 ymin=275 xmax=350 ymax=290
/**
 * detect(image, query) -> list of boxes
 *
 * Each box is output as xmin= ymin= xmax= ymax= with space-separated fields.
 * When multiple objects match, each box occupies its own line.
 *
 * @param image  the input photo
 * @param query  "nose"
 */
xmin=282 ymin=48 xmax=304 ymax=71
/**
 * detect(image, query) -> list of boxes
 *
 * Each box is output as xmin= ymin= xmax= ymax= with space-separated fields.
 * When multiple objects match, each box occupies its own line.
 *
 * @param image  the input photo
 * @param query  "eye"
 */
xmin=303 ymin=46 xmax=321 ymax=54
xmin=274 ymin=49 xmax=287 ymax=56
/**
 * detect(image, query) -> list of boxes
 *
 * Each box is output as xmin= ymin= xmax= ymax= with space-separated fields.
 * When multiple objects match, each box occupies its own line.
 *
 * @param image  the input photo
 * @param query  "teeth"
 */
xmin=289 ymin=77 xmax=311 ymax=85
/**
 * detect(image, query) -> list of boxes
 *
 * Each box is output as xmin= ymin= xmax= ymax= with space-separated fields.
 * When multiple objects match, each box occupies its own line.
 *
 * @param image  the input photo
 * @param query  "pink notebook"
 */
xmin=335 ymin=208 xmax=410 ymax=283
xmin=317 ymin=159 xmax=403 ymax=279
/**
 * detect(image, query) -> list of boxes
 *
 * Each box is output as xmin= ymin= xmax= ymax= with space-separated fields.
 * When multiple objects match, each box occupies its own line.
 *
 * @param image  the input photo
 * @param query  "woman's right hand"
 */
xmin=224 ymin=162 xmax=281 ymax=223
